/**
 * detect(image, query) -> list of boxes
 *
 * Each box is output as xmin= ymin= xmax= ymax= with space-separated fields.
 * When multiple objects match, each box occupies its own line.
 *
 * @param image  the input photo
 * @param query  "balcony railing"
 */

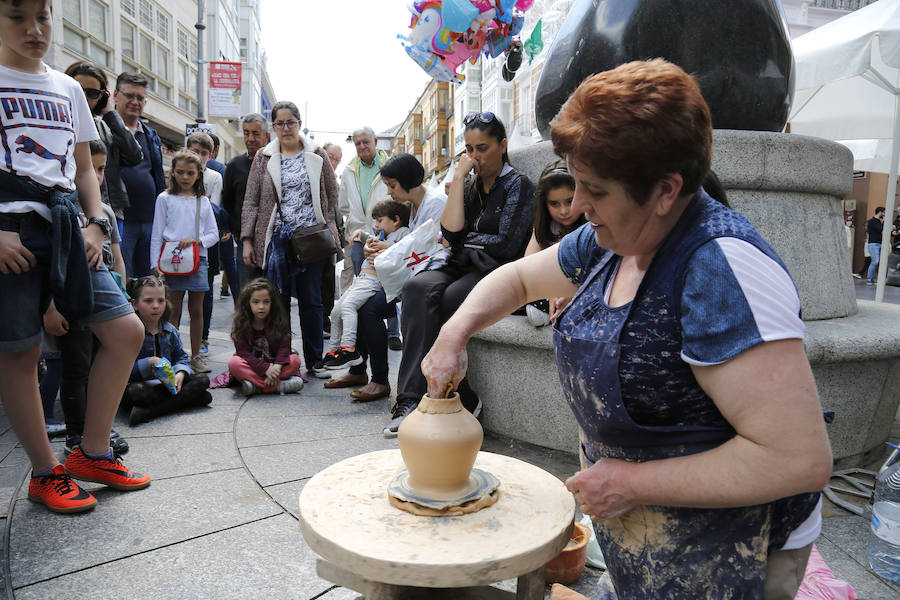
xmin=811 ymin=0 xmax=879 ymax=10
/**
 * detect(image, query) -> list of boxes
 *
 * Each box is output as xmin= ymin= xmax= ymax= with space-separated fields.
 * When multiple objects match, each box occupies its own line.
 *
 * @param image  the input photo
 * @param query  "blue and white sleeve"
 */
xmin=556 ymin=223 xmax=599 ymax=285
xmin=680 ymin=237 xmax=804 ymax=366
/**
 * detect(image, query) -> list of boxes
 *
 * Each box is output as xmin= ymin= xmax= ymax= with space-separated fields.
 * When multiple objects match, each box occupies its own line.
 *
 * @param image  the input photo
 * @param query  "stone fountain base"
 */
xmin=468 ymin=133 xmax=900 ymax=468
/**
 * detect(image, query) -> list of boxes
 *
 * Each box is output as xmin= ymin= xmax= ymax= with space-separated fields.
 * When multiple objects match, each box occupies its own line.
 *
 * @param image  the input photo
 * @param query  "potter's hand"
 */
xmin=565 ymin=459 xmax=636 ymax=521
xmin=421 ymin=332 xmax=468 ymax=398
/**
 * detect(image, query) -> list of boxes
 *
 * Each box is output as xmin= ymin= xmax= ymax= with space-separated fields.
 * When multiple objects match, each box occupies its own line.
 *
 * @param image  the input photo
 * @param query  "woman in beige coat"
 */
xmin=241 ymin=101 xmax=340 ymax=378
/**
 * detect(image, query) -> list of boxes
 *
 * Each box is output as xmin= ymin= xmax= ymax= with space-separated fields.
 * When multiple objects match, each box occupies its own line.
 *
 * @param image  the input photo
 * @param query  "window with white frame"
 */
xmin=178 ymin=28 xmax=191 ymax=60
xmin=121 ymin=19 xmax=135 ymax=59
xmin=156 ymin=9 xmax=169 ymax=42
xmin=119 ymin=2 xmax=175 ymax=105
xmin=62 ymin=0 xmax=112 ymax=68
xmin=139 ymin=0 xmax=153 ymax=29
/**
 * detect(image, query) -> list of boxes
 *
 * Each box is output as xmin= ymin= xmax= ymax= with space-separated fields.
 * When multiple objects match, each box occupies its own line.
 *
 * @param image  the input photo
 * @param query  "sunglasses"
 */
xmin=273 ymin=120 xmax=300 ymax=130
xmin=463 ymin=112 xmax=496 ymax=126
xmin=81 ymin=87 xmax=104 ymax=100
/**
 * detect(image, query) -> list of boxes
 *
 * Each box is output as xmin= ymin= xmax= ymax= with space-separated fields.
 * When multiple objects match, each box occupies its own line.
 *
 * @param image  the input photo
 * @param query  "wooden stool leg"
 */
xmin=516 ymin=567 xmax=546 ymax=600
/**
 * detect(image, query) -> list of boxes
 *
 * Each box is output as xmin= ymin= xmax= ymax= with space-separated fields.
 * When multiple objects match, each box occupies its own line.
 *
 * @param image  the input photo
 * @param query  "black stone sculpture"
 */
xmin=534 ymin=0 xmax=794 ymax=138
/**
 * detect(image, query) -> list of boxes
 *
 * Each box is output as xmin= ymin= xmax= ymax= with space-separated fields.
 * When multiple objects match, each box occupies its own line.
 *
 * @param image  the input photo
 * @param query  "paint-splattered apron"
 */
xmin=552 ymin=194 xmax=819 ymax=599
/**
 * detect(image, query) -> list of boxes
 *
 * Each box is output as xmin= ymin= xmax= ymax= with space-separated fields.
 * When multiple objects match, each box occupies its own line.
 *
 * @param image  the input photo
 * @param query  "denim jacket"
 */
xmin=130 ymin=321 xmax=192 ymax=381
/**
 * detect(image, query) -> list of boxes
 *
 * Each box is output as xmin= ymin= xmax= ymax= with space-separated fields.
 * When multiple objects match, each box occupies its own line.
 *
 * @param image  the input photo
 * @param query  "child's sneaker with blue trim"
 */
xmin=28 ymin=465 xmax=97 ymax=513
xmin=152 ymin=357 xmax=178 ymax=395
xmin=65 ymin=447 xmax=151 ymax=491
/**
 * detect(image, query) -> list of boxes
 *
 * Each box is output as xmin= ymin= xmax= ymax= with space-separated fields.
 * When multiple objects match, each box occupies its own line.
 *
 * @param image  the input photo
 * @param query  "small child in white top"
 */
xmin=150 ymin=149 xmax=218 ymax=371
xmin=318 ymin=199 xmax=410 ymax=370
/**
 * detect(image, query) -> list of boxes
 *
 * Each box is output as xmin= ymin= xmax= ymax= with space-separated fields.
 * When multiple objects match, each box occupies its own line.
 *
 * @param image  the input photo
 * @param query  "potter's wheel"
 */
xmin=388 ymin=467 xmax=500 ymax=516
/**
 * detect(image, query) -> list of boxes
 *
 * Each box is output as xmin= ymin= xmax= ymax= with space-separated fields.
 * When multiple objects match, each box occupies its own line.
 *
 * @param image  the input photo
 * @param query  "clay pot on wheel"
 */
xmin=545 ymin=521 xmax=592 ymax=585
xmin=397 ymin=392 xmax=483 ymax=500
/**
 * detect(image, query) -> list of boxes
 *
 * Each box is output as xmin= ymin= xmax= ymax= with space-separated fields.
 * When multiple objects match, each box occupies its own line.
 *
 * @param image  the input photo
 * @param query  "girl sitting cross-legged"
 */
xmin=228 ymin=278 xmax=303 ymax=396
xmin=123 ymin=276 xmax=212 ymax=426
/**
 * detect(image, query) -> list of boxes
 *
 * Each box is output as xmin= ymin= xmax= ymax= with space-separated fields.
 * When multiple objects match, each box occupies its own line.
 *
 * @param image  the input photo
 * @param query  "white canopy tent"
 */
xmin=789 ymin=0 xmax=900 ymax=302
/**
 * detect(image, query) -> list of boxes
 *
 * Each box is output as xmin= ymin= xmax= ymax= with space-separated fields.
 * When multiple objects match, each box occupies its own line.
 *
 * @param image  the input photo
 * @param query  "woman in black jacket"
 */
xmin=65 ymin=62 xmax=143 ymax=233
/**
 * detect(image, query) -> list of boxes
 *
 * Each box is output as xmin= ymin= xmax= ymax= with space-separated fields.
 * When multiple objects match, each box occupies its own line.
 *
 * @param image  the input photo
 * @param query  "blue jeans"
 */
xmin=867 ymin=242 xmax=882 ymax=281
xmin=219 ymin=239 xmax=240 ymax=303
xmin=122 ymin=220 xmax=154 ymax=277
xmin=351 ymin=240 xmax=399 ymax=338
xmin=279 ymin=259 xmax=326 ymax=370
xmin=0 ymin=212 xmax=132 ymax=352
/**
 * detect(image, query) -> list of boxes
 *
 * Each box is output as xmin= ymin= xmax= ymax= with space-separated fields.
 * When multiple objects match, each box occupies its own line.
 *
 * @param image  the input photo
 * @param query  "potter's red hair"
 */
xmin=550 ymin=59 xmax=712 ymax=204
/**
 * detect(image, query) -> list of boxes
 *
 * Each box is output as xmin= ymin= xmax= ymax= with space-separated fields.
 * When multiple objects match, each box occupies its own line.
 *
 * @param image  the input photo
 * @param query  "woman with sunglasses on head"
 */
xmin=381 ymin=112 xmax=535 ymax=437
xmin=64 ymin=62 xmax=143 ymax=231
xmin=241 ymin=101 xmax=340 ymax=379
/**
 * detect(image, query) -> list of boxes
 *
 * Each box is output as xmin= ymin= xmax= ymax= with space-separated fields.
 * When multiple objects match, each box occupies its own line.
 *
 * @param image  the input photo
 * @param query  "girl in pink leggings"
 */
xmin=228 ymin=278 xmax=302 ymax=396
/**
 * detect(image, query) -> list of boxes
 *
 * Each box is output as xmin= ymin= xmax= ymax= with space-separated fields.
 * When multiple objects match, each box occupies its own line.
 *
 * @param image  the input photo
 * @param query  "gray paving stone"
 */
xmin=0 ymin=446 xmax=28 ymax=471
xmin=9 ymin=468 xmax=281 ymax=587
xmin=0 ymin=442 xmax=15 ymax=463
xmin=111 ymin=403 xmax=240 ymax=439
xmin=235 ymin=412 xmax=389 ymax=448
xmin=238 ymin=390 xmax=388 ymax=418
xmin=240 ymin=435 xmax=396 ymax=487
xmin=13 ymin=513 xmax=333 ymax=600
xmin=263 ymin=479 xmax=308 ymax=519
xmin=316 ymin=587 xmax=362 ymax=600
xmin=100 ymin=432 xmax=241 ymax=481
xmin=0 ymin=466 xmax=26 ymax=519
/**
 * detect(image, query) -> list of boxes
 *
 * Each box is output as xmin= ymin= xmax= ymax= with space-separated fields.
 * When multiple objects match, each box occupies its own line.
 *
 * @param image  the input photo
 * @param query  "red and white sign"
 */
xmin=208 ymin=61 xmax=242 ymax=117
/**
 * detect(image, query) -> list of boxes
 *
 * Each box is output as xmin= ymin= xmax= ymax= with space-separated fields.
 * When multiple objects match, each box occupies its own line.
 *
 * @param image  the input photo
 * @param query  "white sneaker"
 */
xmin=190 ymin=354 xmax=211 ymax=373
xmin=241 ymin=379 xmax=262 ymax=397
xmin=526 ymin=304 xmax=551 ymax=327
xmin=277 ymin=376 xmax=304 ymax=395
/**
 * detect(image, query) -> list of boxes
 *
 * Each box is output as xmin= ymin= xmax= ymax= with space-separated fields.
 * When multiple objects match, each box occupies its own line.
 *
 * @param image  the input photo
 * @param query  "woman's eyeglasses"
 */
xmin=463 ymin=112 xmax=496 ymax=126
xmin=273 ymin=120 xmax=300 ymax=130
xmin=81 ymin=88 xmax=104 ymax=100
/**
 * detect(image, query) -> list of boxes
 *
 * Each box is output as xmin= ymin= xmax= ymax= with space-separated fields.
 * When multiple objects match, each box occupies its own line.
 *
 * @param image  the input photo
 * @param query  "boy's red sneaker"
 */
xmin=28 ymin=465 xmax=98 ymax=513
xmin=64 ymin=447 xmax=151 ymax=491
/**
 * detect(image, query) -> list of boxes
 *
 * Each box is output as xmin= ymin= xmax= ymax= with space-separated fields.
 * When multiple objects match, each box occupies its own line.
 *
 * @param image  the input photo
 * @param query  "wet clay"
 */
xmin=391 ymin=392 xmax=500 ymax=515
xmin=388 ymin=486 xmax=499 ymax=516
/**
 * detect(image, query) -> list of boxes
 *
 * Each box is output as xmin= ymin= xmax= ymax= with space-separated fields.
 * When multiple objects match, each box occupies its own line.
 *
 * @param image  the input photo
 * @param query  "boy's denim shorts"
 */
xmin=0 ymin=212 xmax=133 ymax=353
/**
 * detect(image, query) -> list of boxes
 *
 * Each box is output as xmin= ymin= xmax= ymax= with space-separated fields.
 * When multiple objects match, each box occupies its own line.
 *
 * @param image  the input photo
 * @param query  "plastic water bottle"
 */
xmin=868 ymin=455 xmax=900 ymax=582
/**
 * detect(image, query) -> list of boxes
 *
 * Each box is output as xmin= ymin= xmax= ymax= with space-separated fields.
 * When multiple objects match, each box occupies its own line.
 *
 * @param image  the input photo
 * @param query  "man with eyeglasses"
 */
xmin=115 ymin=72 xmax=165 ymax=277
xmin=222 ymin=113 xmax=269 ymax=291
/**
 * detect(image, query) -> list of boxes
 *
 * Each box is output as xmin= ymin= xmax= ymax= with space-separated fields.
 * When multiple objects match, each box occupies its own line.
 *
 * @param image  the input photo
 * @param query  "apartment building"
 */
xmin=47 ymin=0 xmax=275 ymax=162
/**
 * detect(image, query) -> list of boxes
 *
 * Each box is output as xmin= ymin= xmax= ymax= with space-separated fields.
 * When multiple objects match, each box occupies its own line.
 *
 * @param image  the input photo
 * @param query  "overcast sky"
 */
xmin=260 ymin=0 xmax=432 ymax=153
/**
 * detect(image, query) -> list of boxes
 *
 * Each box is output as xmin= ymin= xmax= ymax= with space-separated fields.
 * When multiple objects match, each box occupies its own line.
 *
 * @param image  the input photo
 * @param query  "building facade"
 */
xmin=48 ymin=0 xmax=275 ymax=162
xmin=393 ymin=80 xmax=455 ymax=179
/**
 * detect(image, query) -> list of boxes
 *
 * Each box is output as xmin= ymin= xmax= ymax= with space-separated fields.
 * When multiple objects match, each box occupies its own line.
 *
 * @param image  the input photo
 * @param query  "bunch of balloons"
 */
xmin=399 ymin=0 xmax=536 ymax=83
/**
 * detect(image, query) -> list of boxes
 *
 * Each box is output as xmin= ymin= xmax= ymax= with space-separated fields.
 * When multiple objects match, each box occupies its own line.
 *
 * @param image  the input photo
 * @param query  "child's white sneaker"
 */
xmin=241 ymin=379 xmax=262 ymax=397
xmin=277 ymin=376 xmax=304 ymax=395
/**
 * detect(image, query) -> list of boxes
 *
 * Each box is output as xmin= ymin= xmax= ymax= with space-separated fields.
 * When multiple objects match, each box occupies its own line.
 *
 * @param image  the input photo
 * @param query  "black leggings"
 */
xmin=122 ymin=374 xmax=211 ymax=422
xmin=395 ymin=268 xmax=485 ymax=404
xmin=56 ymin=326 xmax=98 ymax=437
